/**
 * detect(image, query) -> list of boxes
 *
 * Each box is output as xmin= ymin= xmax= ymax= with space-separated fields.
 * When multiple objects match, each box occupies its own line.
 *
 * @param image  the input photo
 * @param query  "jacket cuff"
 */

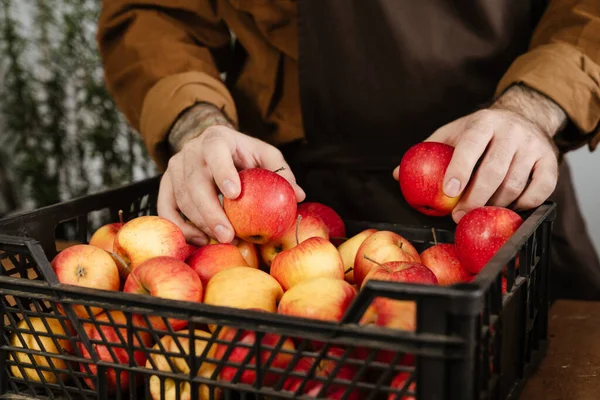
xmin=496 ymin=43 xmax=600 ymax=153
xmin=140 ymin=71 xmax=238 ymax=170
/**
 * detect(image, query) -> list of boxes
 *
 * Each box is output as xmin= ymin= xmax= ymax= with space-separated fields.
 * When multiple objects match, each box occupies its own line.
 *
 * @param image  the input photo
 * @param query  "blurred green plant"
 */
xmin=0 ymin=0 xmax=155 ymax=214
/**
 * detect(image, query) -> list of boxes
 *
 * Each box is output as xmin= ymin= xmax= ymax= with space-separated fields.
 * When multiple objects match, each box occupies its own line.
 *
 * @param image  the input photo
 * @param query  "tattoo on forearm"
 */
xmin=168 ymin=102 xmax=235 ymax=153
xmin=491 ymin=84 xmax=568 ymax=138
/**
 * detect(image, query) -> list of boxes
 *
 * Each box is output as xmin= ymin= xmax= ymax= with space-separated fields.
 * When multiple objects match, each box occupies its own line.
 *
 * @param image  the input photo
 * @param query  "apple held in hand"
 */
xmin=297 ymin=202 xmax=346 ymax=245
xmin=278 ymin=277 xmax=357 ymax=322
xmin=260 ymin=214 xmax=329 ymax=266
xmin=354 ymin=231 xmax=420 ymax=287
xmin=214 ymin=323 xmax=296 ymax=386
xmin=454 ymin=206 xmax=523 ymax=274
xmin=113 ymin=215 xmax=188 ymax=276
xmin=223 ymin=168 xmax=297 ymax=245
xmin=51 ymin=244 xmax=120 ymax=318
xmin=360 ymin=260 xmax=437 ymax=332
xmin=123 ymin=256 xmax=203 ymax=331
xmin=398 ymin=141 xmax=460 ymax=216
xmin=420 ymin=243 xmax=472 ymax=285
xmin=186 ymin=243 xmax=252 ymax=287
xmin=337 ymin=229 xmax=377 ymax=284
xmin=146 ymin=329 xmax=221 ymax=400
xmin=270 ymin=237 xmax=345 ymax=291
xmin=9 ymin=317 xmax=74 ymax=384
xmin=77 ymin=310 xmax=152 ymax=394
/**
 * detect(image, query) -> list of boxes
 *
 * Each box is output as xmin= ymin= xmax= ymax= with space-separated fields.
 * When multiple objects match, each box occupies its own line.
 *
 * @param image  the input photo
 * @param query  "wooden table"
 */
xmin=521 ymin=300 xmax=600 ymax=399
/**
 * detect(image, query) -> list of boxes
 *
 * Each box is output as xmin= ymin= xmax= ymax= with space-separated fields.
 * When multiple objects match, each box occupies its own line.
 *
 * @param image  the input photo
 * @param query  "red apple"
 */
xmin=420 ymin=243 xmax=471 ymax=285
xmin=223 ymin=168 xmax=297 ymax=244
xmin=186 ymin=243 xmax=252 ymax=287
xmin=360 ymin=261 xmax=437 ymax=331
xmin=89 ymin=222 xmax=122 ymax=253
xmin=260 ymin=214 xmax=329 ymax=266
xmin=282 ymin=347 xmax=361 ymax=399
xmin=354 ymin=231 xmax=421 ymax=287
xmin=209 ymin=237 xmax=260 ymax=269
xmin=297 ymin=202 xmax=346 ymax=245
xmin=77 ymin=310 xmax=152 ymax=394
xmin=270 ymin=237 xmax=345 ymax=291
xmin=278 ymin=277 xmax=357 ymax=322
xmin=398 ymin=141 xmax=461 ymax=216
xmin=123 ymin=256 xmax=203 ymax=331
xmin=337 ymin=229 xmax=377 ymax=284
xmin=388 ymin=371 xmax=416 ymax=400
xmin=213 ymin=323 xmax=296 ymax=386
xmin=454 ymin=206 xmax=523 ymax=274
xmin=182 ymin=243 xmax=199 ymax=260
xmin=113 ymin=215 xmax=188 ymax=276
xmin=51 ymin=244 xmax=120 ymax=318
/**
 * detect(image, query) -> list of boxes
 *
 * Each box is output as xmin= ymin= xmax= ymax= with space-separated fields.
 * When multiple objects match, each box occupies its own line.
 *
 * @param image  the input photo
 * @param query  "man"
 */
xmin=97 ymin=1 xmax=600 ymax=299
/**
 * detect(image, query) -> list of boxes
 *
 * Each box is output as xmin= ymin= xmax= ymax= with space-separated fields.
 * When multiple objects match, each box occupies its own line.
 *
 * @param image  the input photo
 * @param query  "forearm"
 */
xmin=168 ymin=103 xmax=235 ymax=153
xmin=491 ymin=84 xmax=568 ymax=138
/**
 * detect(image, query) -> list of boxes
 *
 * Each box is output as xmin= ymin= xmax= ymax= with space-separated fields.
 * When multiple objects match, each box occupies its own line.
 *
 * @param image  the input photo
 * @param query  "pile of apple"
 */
xmin=8 ymin=142 xmax=526 ymax=399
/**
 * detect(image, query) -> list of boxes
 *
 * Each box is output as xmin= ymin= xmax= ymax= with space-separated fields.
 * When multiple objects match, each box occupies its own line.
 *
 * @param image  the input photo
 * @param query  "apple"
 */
xmin=51 ymin=244 xmax=120 ymax=318
xmin=359 ymin=261 xmax=437 ymax=332
xmin=270 ymin=237 xmax=345 ymax=291
xmin=297 ymin=202 xmax=346 ymax=245
xmin=260 ymin=214 xmax=329 ymax=266
xmin=77 ymin=310 xmax=152 ymax=394
xmin=113 ymin=215 xmax=189 ymax=276
xmin=282 ymin=347 xmax=361 ymax=399
xmin=388 ymin=371 xmax=416 ymax=400
xmin=420 ymin=243 xmax=471 ymax=285
xmin=337 ymin=229 xmax=377 ymax=284
xmin=454 ymin=206 xmax=523 ymax=274
xmin=214 ymin=322 xmax=296 ymax=386
xmin=210 ymin=237 xmax=260 ymax=269
xmin=398 ymin=141 xmax=461 ymax=216
xmin=89 ymin=222 xmax=122 ymax=253
xmin=186 ymin=243 xmax=252 ymax=287
xmin=182 ymin=243 xmax=199 ymax=260
xmin=354 ymin=231 xmax=421 ymax=287
xmin=278 ymin=277 xmax=356 ymax=322
xmin=146 ymin=329 xmax=221 ymax=400
xmin=204 ymin=266 xmax=283 ymax=316
xmin=9 ymin=317 xmax=74 ymax=384
xmin=123 ymin=256 xmax=203 ymax=332
xmin=223 ymin=168 xmax=297 ymax=244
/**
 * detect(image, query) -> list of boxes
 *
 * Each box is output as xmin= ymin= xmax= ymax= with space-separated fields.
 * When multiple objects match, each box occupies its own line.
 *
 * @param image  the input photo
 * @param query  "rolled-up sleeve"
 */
xmin=496 ymin=0 xmax=600 ymax=153
xmin=97 ymin=1 xmax=238 ymax=169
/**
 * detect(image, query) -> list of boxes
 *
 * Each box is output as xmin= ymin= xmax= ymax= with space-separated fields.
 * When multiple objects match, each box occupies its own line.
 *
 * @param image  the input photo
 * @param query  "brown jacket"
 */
xmin=97 ymin=0 xmax=600 ymax=170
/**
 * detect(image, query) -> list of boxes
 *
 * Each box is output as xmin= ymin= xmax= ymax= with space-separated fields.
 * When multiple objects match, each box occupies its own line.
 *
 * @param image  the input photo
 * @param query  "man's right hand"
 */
xmin=157 ymin=106 xmax=306 ymax=247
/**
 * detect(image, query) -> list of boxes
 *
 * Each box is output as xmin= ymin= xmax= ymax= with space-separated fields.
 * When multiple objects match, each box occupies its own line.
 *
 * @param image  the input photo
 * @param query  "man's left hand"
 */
xmin=394 ymin=84 xmax=568 ymax=223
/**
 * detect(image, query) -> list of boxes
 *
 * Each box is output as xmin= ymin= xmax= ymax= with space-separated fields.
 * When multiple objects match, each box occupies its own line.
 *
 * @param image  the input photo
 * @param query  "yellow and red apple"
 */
xmin=337 ymin=229 xmax=377 ymax=284
xmin=420 ymin=243 xmax=472 ymax=285
xmin=297 ymin=202 xmax=346 ymax=245
xmin=270 ymin=237 xmax=345 ymax=291
xmin=186 ymin=243 xmax=252 ymax=287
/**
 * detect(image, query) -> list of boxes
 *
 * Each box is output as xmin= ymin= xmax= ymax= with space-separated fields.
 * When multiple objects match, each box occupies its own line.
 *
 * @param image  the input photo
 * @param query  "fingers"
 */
xmin=257 ymin=144 xmax=306 ymax=202
xmin=452 ymin=135 xmax=516 ymax=222
xmin=157 ymin=170 xmax=209 ymax=246
xmin=202 ymin=131 xmax=241 ymax=200
xmin=488 ymin=150 xmax=536 ymax=207
xmin=441 ymin=113 xmax=495 ymax=199
xmin=183 ymin=146 xmax=236 ymax=244
xmin=513 ymin=155 xmax=558 ymax=210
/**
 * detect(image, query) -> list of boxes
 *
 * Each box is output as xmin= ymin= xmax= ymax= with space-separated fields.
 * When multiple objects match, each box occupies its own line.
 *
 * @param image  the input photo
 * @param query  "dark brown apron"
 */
xmin=284 ymin=0 xmax=600 ymax=301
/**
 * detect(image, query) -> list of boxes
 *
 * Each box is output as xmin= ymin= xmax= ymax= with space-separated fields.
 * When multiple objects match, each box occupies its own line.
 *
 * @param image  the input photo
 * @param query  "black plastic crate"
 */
xmin=0 ymin=175 xmax=556 ymax=400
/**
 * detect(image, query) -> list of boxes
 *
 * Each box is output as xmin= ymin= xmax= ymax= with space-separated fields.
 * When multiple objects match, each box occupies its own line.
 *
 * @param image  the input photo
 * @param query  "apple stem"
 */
xmin=363 ymin=255 xmax=385 ymax=268
xmin=295 ymin=214 xmax=302 ymax=246
xmin=118 ymin=209 xmax=124 ymax=225
xmin=344 ymin=267 xmax=353 ymax=274
xmin=273 ymin=166 xmax=286 ymax=174
xmin=431 ymin=228 xmax=438 ymax=246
